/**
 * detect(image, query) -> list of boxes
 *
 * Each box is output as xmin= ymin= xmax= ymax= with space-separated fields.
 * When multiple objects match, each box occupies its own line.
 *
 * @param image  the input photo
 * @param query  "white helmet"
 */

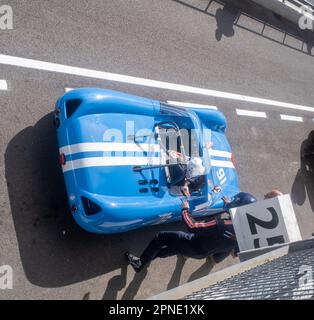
xmin=186 ymin=157 xmax=206 ymax=179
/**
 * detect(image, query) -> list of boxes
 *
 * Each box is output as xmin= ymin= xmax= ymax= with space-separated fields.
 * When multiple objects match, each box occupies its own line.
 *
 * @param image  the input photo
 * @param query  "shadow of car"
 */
xmin=5 ymin=113 xmax=183 ymax=288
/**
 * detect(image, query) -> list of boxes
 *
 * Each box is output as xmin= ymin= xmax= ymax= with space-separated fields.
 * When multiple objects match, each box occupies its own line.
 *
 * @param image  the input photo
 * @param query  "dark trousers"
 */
xmin=140 ymin=231 xmax=214 ymax=265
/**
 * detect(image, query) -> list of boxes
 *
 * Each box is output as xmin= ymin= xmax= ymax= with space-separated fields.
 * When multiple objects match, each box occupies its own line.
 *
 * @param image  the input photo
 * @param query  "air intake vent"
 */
xmin=65 ymin=99 xmax=82 ymax=118
xmin=81 ymin=197 xmax=101 ymax=216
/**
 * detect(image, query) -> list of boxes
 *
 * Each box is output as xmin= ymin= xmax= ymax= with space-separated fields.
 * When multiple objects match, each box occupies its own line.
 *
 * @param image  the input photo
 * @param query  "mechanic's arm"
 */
xmin=181 ymin=201 xmax=218 ymax=230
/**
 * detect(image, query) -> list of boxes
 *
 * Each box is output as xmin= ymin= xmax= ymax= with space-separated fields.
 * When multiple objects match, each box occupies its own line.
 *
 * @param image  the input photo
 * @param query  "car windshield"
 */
xmin=155 ymin=103 xmax=211 ymax=187
xmin=158 ymin=103 xmax=203 ymax=156
xmin=158 ymin=103 xmax=210 ymax=166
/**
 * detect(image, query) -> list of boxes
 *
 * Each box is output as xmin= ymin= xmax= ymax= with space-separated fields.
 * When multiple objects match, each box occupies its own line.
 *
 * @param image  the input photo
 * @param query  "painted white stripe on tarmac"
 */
xmin=62 ymin=156 xmax=161 ymax=172
xmin=236 ymin=109 xmax=267 ymax=118
xmin=280 ymin=114 xmax=303 ymax=122
xmin=167 ymin=101 xmax=218 ymax=110
xmin=60 ymin=142 xmax=160 ymax=155
xmin=0 ymin=54 xmax=313 ymax=112
xmin=0 ymin=80 xmax=7 ymax=90
xmin=65 ymin=88 xmax=73 ymax=92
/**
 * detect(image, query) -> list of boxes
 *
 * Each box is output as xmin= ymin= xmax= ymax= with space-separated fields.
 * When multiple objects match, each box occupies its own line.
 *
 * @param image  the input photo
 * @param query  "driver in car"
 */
xmin=168 ymin=150 xmax=206 ymax=194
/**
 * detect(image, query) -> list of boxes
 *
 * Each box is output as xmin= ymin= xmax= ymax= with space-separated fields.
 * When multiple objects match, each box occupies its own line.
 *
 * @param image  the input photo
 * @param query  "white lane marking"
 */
xmin=167 ymin=100 xmax=218 ymax=110
xmin=65 ymin=88 xmax=73 ymax=92
xmin=236 ymin=109 xmax=267 ymax=118
xmin=208 ymin=149 xmax=232 ymax=158
xmin=62 ymin=156 xmax=161 ymax=172
xmin=210 ymin=159 xmax=235 ymax=168
xmin=0 ymin=80 xmax=8 ymax=90
xmin=60 ymin=142 xmax=160 ymax=155
xmin=280 ymin=114 xmax=303 ymax=122
xmin=0 ymin=54 xmax=313 ymax=112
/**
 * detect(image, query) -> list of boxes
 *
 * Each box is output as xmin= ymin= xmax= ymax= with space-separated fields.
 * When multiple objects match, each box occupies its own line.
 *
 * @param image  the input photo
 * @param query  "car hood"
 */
xmin=61 ymin=112 xmax=166 ymax=197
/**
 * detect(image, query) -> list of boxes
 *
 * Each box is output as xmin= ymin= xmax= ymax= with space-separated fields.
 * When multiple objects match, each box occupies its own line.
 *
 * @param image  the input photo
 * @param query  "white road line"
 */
xmin=167 ymin=100 xmax=218 ymax=110
xmin=0 ymin=54 xmax=313 ymax=112
xmin=280 ymin=114 xmax=303 ymax=122
xmin=0 ymin=80 xmax=8 ymax=90
xmin=65 ymin=87 xmax=73 ymax=92
xmin=236 ymin=109 xmax=267 ymax=118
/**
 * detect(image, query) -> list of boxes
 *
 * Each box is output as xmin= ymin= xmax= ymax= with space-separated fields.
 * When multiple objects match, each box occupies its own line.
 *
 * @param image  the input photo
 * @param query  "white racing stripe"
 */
xmin=60 ymin=142 xmax=231 ymax=159
xmin=63 ymin=155 xmax=234 ymax=172
xmin=60 ymin=142 xmax=160 ymax=156
xmin=0 ymin=80 xmax=7 ymax=90
xmin=167 ymin=100 xmax=218 ymax=110
xmin=236 ymin=109 xmax=267 ymax=118
xmin=280 ymin=114 xmax=303 ymax=122
xmin=210 ymin=159 xmax=235 ymax=168
xmin=60 ymin=141 xmax=234 ymax=171
xmin=208 ymin=149 xmax=232 ymax=159
xmin=0 ymin=54 xmax=313 ymax=112
xmin=62 ymin=156 xmax=161 ymax=172
xmin=207 ymin=148 xmax=234 ymax=168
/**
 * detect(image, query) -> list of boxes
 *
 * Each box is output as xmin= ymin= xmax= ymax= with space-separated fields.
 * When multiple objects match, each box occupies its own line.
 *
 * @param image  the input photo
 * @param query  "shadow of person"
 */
xmin=102 ymin=264 xmax=128 ymax=300
xmin=121 ymin=264 xmax=149 ymax=300
xmin=215 ymin=4 xmax=240 ymax=41
xmin=5 ymin=113 xmax=184 ymax=288
xmin=167 ymin=255 xmax=187 ymax=290
xmin=305 ymin=35 xmax=314 ymax=55
xmin=188 ymin=257 xmax=214 ymax=282
xmin=291 ymin=131 xmax=314 ymax=212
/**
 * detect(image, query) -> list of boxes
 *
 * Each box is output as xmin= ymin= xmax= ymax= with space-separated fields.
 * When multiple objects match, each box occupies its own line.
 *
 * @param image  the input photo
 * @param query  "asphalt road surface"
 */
xmin=1 ymin=0 xmax=314 ymax=300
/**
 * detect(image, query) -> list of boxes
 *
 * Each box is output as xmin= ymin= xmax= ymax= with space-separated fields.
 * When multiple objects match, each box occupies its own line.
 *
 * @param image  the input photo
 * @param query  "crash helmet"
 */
xmin=225 ymin=192 xmax=257 ymax=210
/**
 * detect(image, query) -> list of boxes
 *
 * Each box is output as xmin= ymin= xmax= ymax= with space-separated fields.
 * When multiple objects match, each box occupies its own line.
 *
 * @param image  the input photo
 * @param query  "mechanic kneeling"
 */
xmin=126 ymin=192 xmax=259 ymax=272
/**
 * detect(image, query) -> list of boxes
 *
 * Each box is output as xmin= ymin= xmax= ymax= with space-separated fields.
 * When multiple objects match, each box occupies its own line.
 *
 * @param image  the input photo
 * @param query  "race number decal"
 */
xmin=216 ymin=168 xmax=227 ymax=185
xmin=230 ymin=195 xmax=302 ymax=252
xmin=246 ymin=207 xmax=279 ymax=234
xmin=247 ymin=207 xmax=285 ymax=248
xmin=253 ymin=235 xmax=285 ymax=249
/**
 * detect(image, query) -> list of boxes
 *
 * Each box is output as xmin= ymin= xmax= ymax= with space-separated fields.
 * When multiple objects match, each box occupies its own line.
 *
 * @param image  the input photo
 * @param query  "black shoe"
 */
xmin=125 ymin=252 xmax=143 ymax=272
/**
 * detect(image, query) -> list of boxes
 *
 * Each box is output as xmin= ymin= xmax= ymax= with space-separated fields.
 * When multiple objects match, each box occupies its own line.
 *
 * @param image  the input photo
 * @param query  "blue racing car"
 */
xmin=54 ymin=88 xmax=239 ymax=234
